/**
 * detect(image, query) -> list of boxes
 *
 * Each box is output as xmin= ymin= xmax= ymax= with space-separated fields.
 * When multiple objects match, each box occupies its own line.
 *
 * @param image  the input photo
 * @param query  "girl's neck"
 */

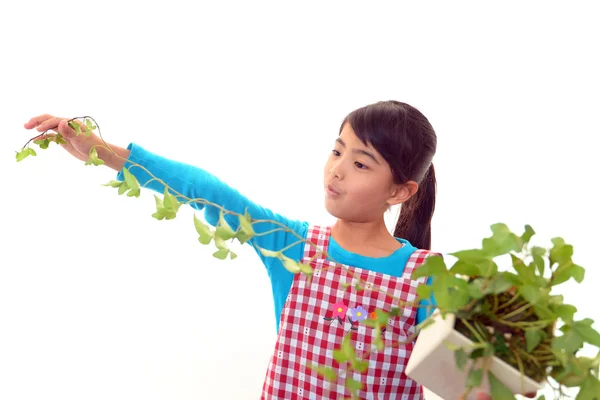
xmin=330 ymin=218 xmax=402 ymax=257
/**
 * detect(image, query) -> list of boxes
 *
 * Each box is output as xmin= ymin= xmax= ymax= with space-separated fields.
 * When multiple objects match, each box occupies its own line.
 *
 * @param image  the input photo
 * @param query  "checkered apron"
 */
xmin=261 ymin=225 xmax=437 ymax=399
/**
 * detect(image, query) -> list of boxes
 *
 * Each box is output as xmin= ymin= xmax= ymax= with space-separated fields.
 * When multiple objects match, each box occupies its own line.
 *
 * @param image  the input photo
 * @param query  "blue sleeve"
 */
xmin=416 ymin=276 xmax=437 ymax=324
xmin=115 ymin=143 xmax=308 ymax=267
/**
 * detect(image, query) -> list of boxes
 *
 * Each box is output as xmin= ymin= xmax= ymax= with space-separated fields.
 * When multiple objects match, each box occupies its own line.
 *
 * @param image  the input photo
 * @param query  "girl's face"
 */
xmin=323 ymin=123 xmax=412 ymax=222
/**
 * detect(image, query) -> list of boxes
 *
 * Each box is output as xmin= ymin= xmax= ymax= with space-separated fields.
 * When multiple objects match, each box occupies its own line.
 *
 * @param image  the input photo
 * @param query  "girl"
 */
xmin=23 ymin=101 xmax=522 ymax=399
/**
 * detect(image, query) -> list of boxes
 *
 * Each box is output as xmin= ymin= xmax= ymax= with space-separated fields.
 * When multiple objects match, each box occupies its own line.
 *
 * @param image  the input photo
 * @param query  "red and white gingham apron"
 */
xmin=261 ymin=225 xmax=438 ymax=399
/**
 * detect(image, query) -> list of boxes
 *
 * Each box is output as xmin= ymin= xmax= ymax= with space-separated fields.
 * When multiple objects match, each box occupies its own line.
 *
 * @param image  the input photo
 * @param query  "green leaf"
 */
xmin=389 ymin=307 xmax=402 ymax=317
xmin=280 ymin=254 xmax=302 ymax=274
xmin=502 ymin=271 xmax=522 ymax=285
xmin=487 ymin=371 xmax=516 ymax=400
xmin=572 ymin=320 xmax=600 ymax=347
xmin=85 ymin=147 xmax=104 ymax=166
xmin=450 ymin=261 xmax=480 ymax=277
xmin=216 ymin=210 xmax=236 ymax=240
xmin=416 ymin=284 xmax=432 ymax=300
xmin=68 ymin=120 xmax=82 ymax=135
xmin=341 ymin=333 xmax=355 ymax=361
xmin=33 ymin=138 xmax=50 ymax=149
xmin=229 ymin=251 xmax=237 ymax=260
xmin=212 ymin=249 xmax=229 ymax=260
xmin=552 ymin=329 xmax=584 ymax=353
xmin=103 ymin=180 xmax=123 ymax=188
xmin=122 ymin=168 xmax=140 ymax=191
xmin=411 ymin=255 xmax=447 ymax=279
xmin=118 ymin=183 xmax=129 ymax=195
xmin=259 ymin=248 xmax=281 ymax=258
xmin=550 ymin=242 xmax=573 ymax=265
xmin=372 ymin=309 xmax=389 ymax=327
xmin=576 ymin=376 xmax=600 ymax=400
xmin=534 ymin=304 xmax=556 ymax=320
xmin=126 ymin=187 xmax=140 ymax=197
xmin=194 ymin=214 xmax=214 ymax=245
xmin=431 ymin=274 xmax=452 ymax=310
xmin=449 ymin=289 xmax=471 ymax=310
xmin=152 ymin=194 xmax=165 ymax=219
xmin=511 ymin=254 xmax=535 ymax=283
xmin=531 ymin=246 xmax=546 ymax=257
xmin=454 ymin=348 xmax=468 ymax=371
xmin=54 ymin=133 xmax=67 ymax=145
xmin=345 ymin=376 xmax=363 ymax=393
xmin=533 ymin=254 xmax=545 ymax=275
xmin=162 ymin=186 xmax=180 ymax=212
xmin=431 ymin=275 xmax=469 ymax=311
xmin=553 ymin=304 xmax=577 ymax=323
xmin=151 ymin=187 xmax=180 ymax=219
xmin=519 ymin=284 xmax=542 ymax=305
xmin=308 ymin=364 xmax=337 ymax=381
xmin=84 ymin=118 xmax=97 ymax=133
xmin=525 ymin=329 xmax=544 ymax=352
xmin=449 ymin=249 xmax=489 ymax=262
xmin=552 ymin=262 xmax=585 ymax=286
xmin=571 ymin=264 xmax=585 ymax=283
xmin=466 ymin=368 xmax=483 ymax=388
xmin=487 ymin=273 xmax=515 ymax=294
xmin=214 ymin=234 xmax=229 ymax=251
xmin=15 ymin=148 xmax=32 ymax=161
xmin=333 ymin=348 xmax=347 ymax=364
xmin=236 ymin=210 xmax=255 ymax=244
xmin=299 ymin=262 xmax=313 ymax=276
xmin=373 ymin=334 xmax=384 ymax=351
xmin=521 ymin=224 xmax=535 ymax=245
xmin=467 ymin=279 xmax=485 ymax=299
xmin=482 ymin=223 xmax=522 ymax=256
xmin=477 ymin=260 xmax=498 ymax=277
xmin=351 ymin=359 xmax=369 ymax=373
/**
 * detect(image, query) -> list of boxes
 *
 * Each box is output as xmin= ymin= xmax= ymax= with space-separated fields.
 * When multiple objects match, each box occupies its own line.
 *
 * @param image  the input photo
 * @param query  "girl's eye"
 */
xmin=332 ymin=150 xmax=341 ymax=156
xmin=355 ymin=162 xmax=367 ymax=170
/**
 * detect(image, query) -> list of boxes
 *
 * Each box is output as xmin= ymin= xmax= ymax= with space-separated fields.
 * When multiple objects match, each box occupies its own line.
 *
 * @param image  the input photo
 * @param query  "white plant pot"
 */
xmin=405 ymin=310 xmax=545 ymax=399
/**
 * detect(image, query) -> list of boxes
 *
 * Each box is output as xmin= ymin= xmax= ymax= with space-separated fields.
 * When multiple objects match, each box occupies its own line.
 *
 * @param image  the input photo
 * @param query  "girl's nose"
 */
xmin=329 ymin=163 xmax=342 ymax=179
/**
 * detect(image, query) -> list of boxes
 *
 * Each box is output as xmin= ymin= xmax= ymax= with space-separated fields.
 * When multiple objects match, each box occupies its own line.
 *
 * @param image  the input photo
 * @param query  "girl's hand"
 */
xmin=23 ymin=114 xmax=129 ymax=171
xmin=24 ymin=114 xmax=103 ymax=163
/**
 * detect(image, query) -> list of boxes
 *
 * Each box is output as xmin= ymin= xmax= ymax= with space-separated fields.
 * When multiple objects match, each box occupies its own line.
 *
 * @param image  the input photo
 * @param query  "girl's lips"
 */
xmin=326 ymin=184 xmax=340 ymax=197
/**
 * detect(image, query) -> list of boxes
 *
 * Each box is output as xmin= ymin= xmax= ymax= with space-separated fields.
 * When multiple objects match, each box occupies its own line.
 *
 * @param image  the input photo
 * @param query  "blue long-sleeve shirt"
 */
xmin=115 ymin=143 xmax=435 ymax=332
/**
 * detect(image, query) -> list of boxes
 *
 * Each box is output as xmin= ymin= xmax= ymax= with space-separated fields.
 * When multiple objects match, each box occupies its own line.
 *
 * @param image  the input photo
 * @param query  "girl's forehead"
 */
xmin=339 ymin=125 xmax=375 ymax=150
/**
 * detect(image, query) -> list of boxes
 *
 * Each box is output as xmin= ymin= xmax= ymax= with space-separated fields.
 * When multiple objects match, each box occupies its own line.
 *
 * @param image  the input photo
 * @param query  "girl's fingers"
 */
xmin=23 ymin=114 xmax=53 ymax=130
xmin=37 ymin=117 xmax=68 ymax=132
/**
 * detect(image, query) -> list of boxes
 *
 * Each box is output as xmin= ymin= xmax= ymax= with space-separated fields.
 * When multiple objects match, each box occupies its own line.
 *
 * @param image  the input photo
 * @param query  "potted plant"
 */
xmin=17 ymin=117 xmax=600 ymax=399
xmin=404 ymin=223 xmax=600 ymax=399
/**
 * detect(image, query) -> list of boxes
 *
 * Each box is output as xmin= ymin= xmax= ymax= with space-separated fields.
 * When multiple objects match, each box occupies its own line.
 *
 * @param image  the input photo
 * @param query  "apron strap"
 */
xmin=302 ymin=225 xmax=331 ymax=261
xmin=402 ymin=249 xmax=443 ymax=282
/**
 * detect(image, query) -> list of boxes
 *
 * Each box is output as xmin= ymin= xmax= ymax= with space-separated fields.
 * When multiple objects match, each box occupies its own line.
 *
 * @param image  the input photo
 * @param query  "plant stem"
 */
xmin=517 ymin=349 xmax=542 ymax=368
xmin=495 ymin=292 xmax=521 ymax=312
xmin=498 ymin=302 xmax=533 ymax=321
xmin=460 ymin=318 xmax=486 ymax=343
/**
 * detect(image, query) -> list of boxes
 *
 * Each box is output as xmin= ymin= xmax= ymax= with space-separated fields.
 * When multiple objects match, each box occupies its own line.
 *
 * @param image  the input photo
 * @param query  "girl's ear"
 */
xmin=387 ymin=181 xmax=418 ymax=206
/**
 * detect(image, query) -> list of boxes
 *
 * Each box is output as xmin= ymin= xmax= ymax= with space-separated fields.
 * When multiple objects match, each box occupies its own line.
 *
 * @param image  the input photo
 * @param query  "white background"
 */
xmin=1 ymin=1 xmax=598 ymax=399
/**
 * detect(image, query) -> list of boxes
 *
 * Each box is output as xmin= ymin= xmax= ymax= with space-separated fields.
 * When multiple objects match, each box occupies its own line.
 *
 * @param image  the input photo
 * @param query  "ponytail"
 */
xmin=393 ymin=163 xmax=437 ymax=250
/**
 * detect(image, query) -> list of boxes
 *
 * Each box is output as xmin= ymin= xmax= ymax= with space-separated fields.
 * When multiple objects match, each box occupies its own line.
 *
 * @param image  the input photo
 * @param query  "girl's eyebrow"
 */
xmin=336 ymin=138 xmax=381 ymax=165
